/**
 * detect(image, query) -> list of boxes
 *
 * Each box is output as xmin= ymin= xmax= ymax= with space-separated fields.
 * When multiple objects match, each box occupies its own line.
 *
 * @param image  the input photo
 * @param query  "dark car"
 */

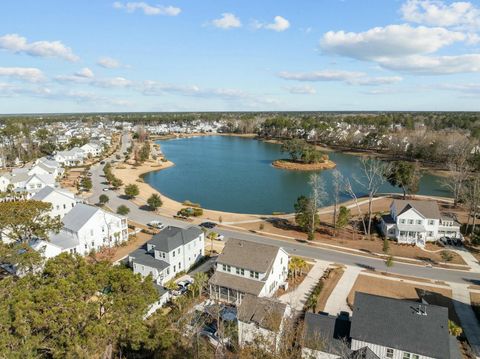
xmin=200 ymin=222 xmax=217 ymax=229
xmin=100 ymin=161 xmax=105 ymax=164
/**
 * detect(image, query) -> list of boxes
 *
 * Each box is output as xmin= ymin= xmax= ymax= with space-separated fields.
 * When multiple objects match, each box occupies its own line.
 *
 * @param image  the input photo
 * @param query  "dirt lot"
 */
xmin=60 ymin=168 xmax=85 ymax=193
xmin=348 ymin=275 xmax=459 ymax=324
xmin=315 ymin=266 xmax=345 ymax=312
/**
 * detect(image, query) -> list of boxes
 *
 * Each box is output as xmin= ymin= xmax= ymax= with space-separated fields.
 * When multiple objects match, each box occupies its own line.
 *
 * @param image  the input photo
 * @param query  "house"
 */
xmin=54 ymin=148 xmax=85 ymax=166
xmin=350 ymin=293 xmax=459 ymax=359
xmin=128 ymin=226 xmax=205 ymax=285
xmin=381 ymin=199 xmax=462 ymax=247
xmin=302 ymin=293 xmax=461 ymax=359
xmin=35 ymin=157 xmax=64 ymax=177
xmin=31 ymin=203 xmax=128 ymax=258
xmin=81 ymin=143 xmax=102 ymax=157
xmin=31 ymin=186 xmax=81 ymax=218
xmin=208 ymin=239 xmax=289 ymax=305
xmin=237 ymin=294 xmax=291 ymax=353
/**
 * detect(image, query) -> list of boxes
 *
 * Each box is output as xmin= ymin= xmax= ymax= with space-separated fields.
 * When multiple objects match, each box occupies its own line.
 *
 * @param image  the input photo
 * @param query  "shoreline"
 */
xmin=272 ymin=159 xmax=336 ymax=171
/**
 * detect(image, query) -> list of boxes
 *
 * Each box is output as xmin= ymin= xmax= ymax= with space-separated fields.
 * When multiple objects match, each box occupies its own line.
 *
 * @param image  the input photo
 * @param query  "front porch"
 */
xmin=209 ymin=284 xmax=244 ymax=305
xmin=398 ymin=230 xmax=426 ymax=247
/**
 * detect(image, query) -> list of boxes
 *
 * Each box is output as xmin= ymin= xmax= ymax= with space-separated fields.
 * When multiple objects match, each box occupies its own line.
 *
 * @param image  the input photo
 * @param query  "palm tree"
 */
xmin=289 ymin=257 xmax=307 ymax=280
xmin=190 ymin=272 xmax=209 ymax=298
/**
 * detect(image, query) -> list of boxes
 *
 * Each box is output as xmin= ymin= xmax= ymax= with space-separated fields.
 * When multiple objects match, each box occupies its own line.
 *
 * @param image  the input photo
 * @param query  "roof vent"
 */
xmin=414 ymin=304 xmax=428 ymax=316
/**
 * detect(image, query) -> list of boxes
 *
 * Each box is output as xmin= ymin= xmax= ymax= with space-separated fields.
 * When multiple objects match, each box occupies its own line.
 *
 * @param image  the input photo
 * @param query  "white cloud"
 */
xmin=113 ymin=2 xmax=181 ymax=16
xmin=401 ymin=0 xmax=480 ymax=29
xmin=97 ymin=57 xmax=122 ymax=69
xmin=211 ymin=13 xmax=242 ymax=29
xmin=320 ymin=24 xmax=465 ymax=60
xmin=0 ymin=33 xmax=79 ymax=62
xmin=0 ymin=67 xmax=45 ymax=82
xmin=286 ymin=85 xmax=316 ymax=94
xmin=278 ymin=70 xmax=402 ymax=85
xmin=93 ymin=77 xmax=132 ymax=88
xmin=0 ymin=82 xmax=52 ymax=97
xmin=255 ymin=16 xmax=290 ymax=32
xmin=437 ymin=82 xmax=480 ymax=93
xmin=75 ymin=67 xmax=94 ymax=78
xmin=378 ymin=54 xmax=480 ymax=74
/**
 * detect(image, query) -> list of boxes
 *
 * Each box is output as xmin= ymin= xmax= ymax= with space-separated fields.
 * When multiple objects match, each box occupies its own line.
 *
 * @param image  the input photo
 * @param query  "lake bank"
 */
xmin=272 ymin=159 xmax=336 ymax=171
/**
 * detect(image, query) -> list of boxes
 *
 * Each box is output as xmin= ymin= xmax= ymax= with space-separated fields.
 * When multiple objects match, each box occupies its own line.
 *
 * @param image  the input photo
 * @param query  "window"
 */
xmin=250 ymin=271 xmax=259 ymax=279
xmin=403 ymin=353 xmax=411 ymax=359
xmin=173 ymin=265 xmax=176 ymax=272
xmin=236 ymin=268 xmax=245 ymax=276
xmin=386 ymin=348 xmax=394 ymax=358
xmin=400 ymin=219 xmax=406 ymax=224
xmin=173 ymin=251 xmax=175 ymax=257
xmin=90 ymin=229 xmax=94 ymax=236
xmin=416 ymin=220 xmax=422 ymax=225
xmin=162 ymin=252 xmax=165 ymax=259
xmin=408 ymin=219 xmax=414 ymax=224
xmin=428 ymin=219 xmax=434 ymax=225
xmin=412 ymin=355 xmax=419 ymax=359
xmin=222 ymin=264 xmax=227 ymax=271
xmin=63 ymin=204 xmax=66 ymax=209
xmin=428 ymin=231 xmax=433 ymax=237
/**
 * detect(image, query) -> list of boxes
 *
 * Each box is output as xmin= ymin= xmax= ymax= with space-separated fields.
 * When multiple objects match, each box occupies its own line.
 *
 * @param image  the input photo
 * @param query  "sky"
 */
xmin=1 ymin=0 xmax=480 ymax=113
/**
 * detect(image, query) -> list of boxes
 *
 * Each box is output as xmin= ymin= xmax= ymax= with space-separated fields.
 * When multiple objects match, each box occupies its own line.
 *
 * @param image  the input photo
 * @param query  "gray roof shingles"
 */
xmin=149 ymin=226 xmax=202 ymax=253
xmin=129 ymin=247 xmax=169 ymax=271
xmin=394 ymin=199 xmax=441 ymax=219
xmin=350 ymin=293 xmax=450 ymax=359
xmin=237 ymin=294 xmax=287 ymax=331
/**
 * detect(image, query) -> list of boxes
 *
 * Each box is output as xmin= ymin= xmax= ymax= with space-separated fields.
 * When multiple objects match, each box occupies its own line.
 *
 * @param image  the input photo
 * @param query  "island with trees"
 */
xmin=273 ymin=139 xmax=336 ymax=171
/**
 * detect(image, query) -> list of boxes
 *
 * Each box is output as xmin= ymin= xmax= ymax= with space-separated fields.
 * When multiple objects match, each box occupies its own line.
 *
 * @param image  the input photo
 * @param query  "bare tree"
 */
xmin=331 ymin=169 xmax=342 ymax=236
xmin=354 ymin=157 xmax=390 ymax=236
xmin=443 ymin=156 xmax=472 ymax=207
xmin=463 ymin=174 xmax=480 ymax=235
xmin=308 ymin=173 xmax=326 ymax=241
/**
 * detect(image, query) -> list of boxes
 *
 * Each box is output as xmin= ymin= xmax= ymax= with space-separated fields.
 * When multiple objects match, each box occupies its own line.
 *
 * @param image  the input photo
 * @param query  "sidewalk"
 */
xmin=450 ymin=283 xmax=480 ymax=358
xmin=278 ymin=260 xmax=331 ymax=311
xmin=323 ymin=266 xmax=362 ymax=315
xmin=449 ymin=246 xmax=480 ymax=273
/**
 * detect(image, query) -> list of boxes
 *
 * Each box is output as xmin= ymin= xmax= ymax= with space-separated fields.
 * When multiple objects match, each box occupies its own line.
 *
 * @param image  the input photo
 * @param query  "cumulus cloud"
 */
xmin=320 ymin=24 xmax=465 ymax=60
xmin=113 ymin=2 xmax=181 ymax=16
xmin=255 ymin=16 xmax=290 ymax=32
xmin=93 ymin=76 xmax=132 ymax=88
xmin=0 ymin=67 xmax=45 ymax=82
xmin=75 ymin=68 xmax=94 ymax=78
xmin=401 ymin=0 xmax=480 ymax=29
xmin=55 ymin=70 xmax=132 ymax=88
xmin=97 ymin=57 xmax=122 ymax=69
xmin=211 ymin=13 xmax=242 ymax=29
xmin=286 ymin=85 xmax=317 ymax=94
xmin=0 ymin=33 xmax=79 ymax=62
xmin=378 ymin=54 xmax=480 ymax=74
xmin=278 ymin=70 xmax=402 ymax=86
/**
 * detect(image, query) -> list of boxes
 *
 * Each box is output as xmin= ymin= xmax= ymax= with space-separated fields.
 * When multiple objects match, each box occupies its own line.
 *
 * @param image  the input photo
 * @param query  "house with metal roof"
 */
xmin=208 ymin=238 xmax=289 ymax=305
xmin=380 ymin=199 xmax=462 ymax=247
xmin=31 ymin=186 xmax=82 ymax=218
xmin=32 ymin=203 xmax=128 ymax=258
xmin=128 ymin=226 xmax=204 ymax=285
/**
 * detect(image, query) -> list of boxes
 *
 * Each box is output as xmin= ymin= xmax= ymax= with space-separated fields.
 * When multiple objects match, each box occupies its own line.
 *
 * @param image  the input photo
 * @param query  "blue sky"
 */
xmin=1 ymin=0 xmax=480 ymax=113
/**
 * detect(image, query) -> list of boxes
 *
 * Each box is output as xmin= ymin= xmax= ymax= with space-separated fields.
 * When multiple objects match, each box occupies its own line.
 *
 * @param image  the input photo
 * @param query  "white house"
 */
xmin=32 ymin=203 xmax=128 ymax=258
xmin=81 ymin=143 xmax=102 ymax=157
xmin=54 ymin=148 xmax=85 ymax=166
xmin=128 ymin=226 xmax=205 ymax=285
xmin=237 ymin=294 xmax=292 ymax=353
xmin=381 ymin=199 xmax=462 ymax=247
xmin=209 ymin=239 xmax=289 ymax=305
xmin=31 ymin=186 xmax=81 ymax=218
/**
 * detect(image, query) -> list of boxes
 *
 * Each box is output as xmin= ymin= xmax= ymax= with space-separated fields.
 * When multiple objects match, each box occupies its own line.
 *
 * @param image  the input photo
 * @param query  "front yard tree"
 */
xmin=385 ymin=161 xmax=420 ymax=199
xmin=190 ymin=272 xmax=208 ymax=298
xmin=110 ymin=177 xmax=123 ymax=189
xmin=124 ymin=184 xmax=139 ymax=199
xmin=294 ymin=195 xmax=318 ymax=240
xmin=384 ymin=256 xmax=394 ymax=273
xmin=382 ymin=238 xmax=390 ymax=254
xmin=147 ymin=194 xmax=163 ymax=211
xmin=289 ymin=256 xmax=307 ymax=280
xmin=99 ymin=194 xmax=109 ymax=206
xmin=117 ymin=205 xmax=130 ymax=215
xmin=331 ymin=169 xmax=342 ymax=235
xmin=308 ymin=173 xmax=326 ymax=240
xmin=0 ymin=200 xmax=62 ymax=243
xmin=81 ymin=177 xmax=93 ymax=191
xmin=336 ymin=206 xmax=350 ymax=229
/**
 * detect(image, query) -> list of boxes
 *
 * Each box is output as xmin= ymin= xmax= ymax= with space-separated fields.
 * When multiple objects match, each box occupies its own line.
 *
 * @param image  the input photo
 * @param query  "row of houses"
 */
xmin=54 ymin=142 xmax=103 ymax=166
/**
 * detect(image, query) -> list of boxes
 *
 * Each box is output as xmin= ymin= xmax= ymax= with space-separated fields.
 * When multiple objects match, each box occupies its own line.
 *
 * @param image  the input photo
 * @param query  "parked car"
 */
xmin=100 ymin=161 xmax=105 ymax=164
xmin=147 ymin=221 xmax=165 ymax=230
xmin=200 ymin=222 xmax=217 ymax=229
xmin=102 ymin=188 xmax=110 ymax=192
xmin=215 ymin=234 xmax=225 ymax=241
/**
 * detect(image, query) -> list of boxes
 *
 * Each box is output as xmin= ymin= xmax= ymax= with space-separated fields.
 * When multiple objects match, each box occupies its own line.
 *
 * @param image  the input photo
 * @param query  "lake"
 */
xmin=143 ymin=136 xmax=451 ymax=214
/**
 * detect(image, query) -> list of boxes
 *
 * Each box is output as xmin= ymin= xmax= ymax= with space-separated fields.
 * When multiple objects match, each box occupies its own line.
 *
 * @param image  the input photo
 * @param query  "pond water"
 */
xmin=143 ymin=136 xmax=451 ymax=214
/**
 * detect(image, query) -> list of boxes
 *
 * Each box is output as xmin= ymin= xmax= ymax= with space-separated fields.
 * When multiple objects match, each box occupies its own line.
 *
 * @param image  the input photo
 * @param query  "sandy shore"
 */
xmin=272 ymin=159 xmax=336 ymax=171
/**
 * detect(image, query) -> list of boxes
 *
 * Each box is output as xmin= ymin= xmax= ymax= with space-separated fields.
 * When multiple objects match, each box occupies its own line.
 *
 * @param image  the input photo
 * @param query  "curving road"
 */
xmin=87 ymin=133 xmax=480 ymax=286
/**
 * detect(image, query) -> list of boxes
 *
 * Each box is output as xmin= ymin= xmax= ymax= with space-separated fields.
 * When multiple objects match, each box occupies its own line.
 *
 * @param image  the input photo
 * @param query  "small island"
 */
xmin=272 ymin=139 xmax=336 ymax=171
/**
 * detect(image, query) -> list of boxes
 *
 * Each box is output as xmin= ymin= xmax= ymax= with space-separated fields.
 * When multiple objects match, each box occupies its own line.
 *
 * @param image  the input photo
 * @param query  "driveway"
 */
xmin=323 ymin=265 xmax=362 ymax=315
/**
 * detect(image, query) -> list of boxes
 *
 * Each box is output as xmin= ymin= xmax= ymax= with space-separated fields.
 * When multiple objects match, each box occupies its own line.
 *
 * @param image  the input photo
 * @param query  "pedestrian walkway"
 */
xmin=449 ymin=247 xmax=480 ymax=273
xmin=278 ymin=260 xmax=331 ymax=311
xmin=323 ymin=265 xmax=362 ymax=315
xmin=450 ymin=283 xmax=480 ymax=358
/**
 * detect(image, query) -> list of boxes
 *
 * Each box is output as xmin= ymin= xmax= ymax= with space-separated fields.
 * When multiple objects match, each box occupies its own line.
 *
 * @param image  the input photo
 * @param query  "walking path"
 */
xmin=450 ymin=283 xmax=480 ymax=358
xmin=323 ymin=266 xmax=362 ymax=315
xmin=278 ymin=260 xmax=331 ymax=311
xmin=448 ymin=247 xmax=480 ymax=273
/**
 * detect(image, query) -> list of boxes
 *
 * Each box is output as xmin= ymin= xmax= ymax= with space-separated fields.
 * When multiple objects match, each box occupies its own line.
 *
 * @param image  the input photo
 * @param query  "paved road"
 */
xmin=87 ymin=135 xmax=480 ymax=286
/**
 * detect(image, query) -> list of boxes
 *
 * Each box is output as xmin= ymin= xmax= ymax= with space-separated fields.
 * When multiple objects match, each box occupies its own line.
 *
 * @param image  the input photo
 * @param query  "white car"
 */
xmin=102 ymin=188 xmax=110 ymax=192
xmin=147 ymin=221 xmax=165 ymax=230
xmin=215 ymin=234 xmax=225 ymax=241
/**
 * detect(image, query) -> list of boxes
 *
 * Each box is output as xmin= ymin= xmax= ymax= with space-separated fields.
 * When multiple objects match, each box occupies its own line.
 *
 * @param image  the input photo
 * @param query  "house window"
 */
xmin=222 ymin=264 xmax=227 ymax=271
xmin=90 ymin=229 xmax=94 ymax=236
xmin=403 ymin=353 xmax=411 ymax=359
xmin=400 ymin=219 xmax=406 ymax=224
xmin=412 ymin=355 xmax=419 ymax=359
xmin=173 ymin=265 xmax=176 ymax=272
xmin=162 ymin=252 xmax=165 ymax=259
xmin=173 ymin=251 xmax=175 ymax=257
xmin=236 ymin=268 xmax=245 ymax=276
xmin=250 ymin=271 xmax=259 ymax=279
xmin=408 ymin=219 xmax=414 ymax=224
xmin=428 ymin=231 xmax=433 ymax=237
xmin=429 ymin=219 xmax=434 ymax=225
xmin=386 ymin=348 xmax=394 ymax=358
xmin=416 ymin=220 xmax=422 ymax=225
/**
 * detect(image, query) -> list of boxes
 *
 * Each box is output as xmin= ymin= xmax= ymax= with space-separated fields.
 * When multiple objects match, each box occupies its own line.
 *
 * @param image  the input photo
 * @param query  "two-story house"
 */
xmin=31 ymin=203 xmax=128 ymax=258
xmin=302 ymin=292 xmax=461 ymax=359
xmin=208 ymin=239 xmax=289 ymax=305
xmin=81 ymin=143 xmax=102 ymax=157
xmin=128 ymin=226 xmax=205 ymax=285
xmin=31 ymin=186 xmax=81 ymax=218
xmin=381 ymin=199 xmax=462 ymax=247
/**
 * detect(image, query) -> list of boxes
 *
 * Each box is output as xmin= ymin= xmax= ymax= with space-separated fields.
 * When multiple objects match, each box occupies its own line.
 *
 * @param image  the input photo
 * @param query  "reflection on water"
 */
xmin=142 ymin=136 xmax=451 ymax=214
